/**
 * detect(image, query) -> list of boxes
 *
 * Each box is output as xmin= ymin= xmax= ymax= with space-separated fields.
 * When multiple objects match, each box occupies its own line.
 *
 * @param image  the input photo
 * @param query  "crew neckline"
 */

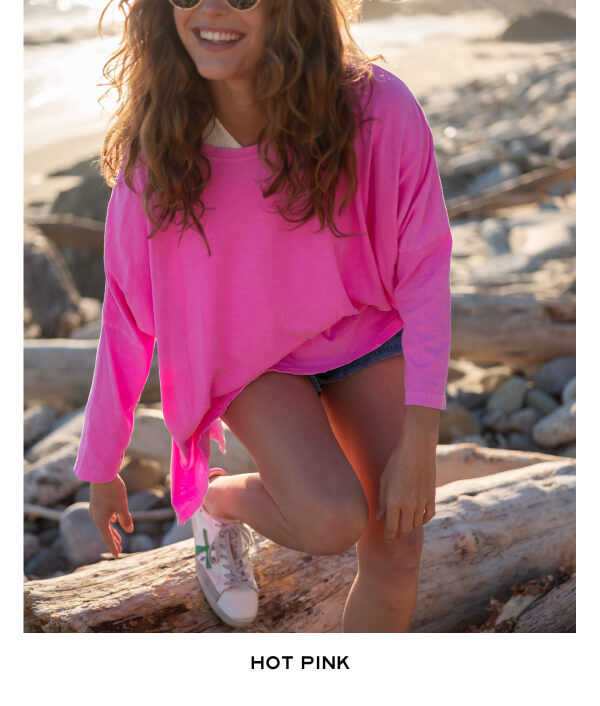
xmin=201 ymin=142 xmax=260 ymax=158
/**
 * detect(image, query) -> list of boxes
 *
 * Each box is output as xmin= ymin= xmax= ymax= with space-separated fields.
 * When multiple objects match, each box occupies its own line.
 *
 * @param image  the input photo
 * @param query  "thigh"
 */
xmin=221 ymin=371 xmax=368 ymax=527
xmin=318 ymin=354 xmax=424 ymax=567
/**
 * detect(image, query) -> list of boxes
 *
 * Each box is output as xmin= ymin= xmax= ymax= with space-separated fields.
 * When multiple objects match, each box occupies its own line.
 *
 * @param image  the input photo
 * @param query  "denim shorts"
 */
xmin=309 ymin=328 xmax=404 ymax=395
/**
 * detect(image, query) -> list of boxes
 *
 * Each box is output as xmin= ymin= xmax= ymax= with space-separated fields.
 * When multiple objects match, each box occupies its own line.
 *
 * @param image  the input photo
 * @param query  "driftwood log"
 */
xmin=24 ymin=214 xmax=105 ymax=252
xmin=512 ymin=574 xmax=575 ymax=633
xmin=23 ymin=339 xmax=160 ymax=409
xmin=446 ymin=159 xmax=575 ymax=221
xmin=24 ymin=458 xmax=575 ymax=633
xmin=451 ymin=291 xmax=575 ymax=368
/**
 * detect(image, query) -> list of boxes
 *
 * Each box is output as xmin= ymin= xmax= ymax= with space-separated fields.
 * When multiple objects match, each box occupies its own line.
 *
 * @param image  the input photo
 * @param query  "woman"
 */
xmin=74 ymin=0 xmax=453 ymax=632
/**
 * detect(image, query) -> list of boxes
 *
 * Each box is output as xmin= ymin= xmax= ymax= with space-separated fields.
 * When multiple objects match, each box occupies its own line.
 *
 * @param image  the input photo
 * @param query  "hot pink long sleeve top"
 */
xmin=72 ymin=64 xmax=453 ymax=525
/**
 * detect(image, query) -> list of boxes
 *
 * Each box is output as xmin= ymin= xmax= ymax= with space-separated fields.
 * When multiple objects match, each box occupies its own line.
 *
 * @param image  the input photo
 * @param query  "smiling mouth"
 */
xmin=193 ymin=28 xmax=246 ymax=45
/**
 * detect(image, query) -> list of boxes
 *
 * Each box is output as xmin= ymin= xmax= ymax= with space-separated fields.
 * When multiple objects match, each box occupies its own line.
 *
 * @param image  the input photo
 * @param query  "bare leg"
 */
xmin=318 ymin=354 xmax=425 ymax=632
xmin=204 ymin=371 xmax=369 ymax=556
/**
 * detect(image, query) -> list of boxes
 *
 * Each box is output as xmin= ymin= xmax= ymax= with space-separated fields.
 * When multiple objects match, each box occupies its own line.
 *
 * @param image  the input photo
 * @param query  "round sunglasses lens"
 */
xmin=170 ymin=0 xmax=259 ymax=8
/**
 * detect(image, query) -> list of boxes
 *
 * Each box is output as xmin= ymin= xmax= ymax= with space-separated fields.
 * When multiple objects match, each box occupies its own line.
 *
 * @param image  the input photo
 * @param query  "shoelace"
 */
xmin=207 ymin=522 xmax=256 ymax=590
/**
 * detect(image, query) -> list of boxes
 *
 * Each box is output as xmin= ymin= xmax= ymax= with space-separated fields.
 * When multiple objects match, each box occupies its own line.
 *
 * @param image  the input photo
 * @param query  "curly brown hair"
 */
xmin=97 ymin=0 xmax=385 ymax=254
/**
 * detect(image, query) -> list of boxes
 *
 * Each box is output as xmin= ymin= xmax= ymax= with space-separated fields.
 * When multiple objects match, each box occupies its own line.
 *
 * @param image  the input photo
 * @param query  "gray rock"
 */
xmin=524 ymin=79 xmax=554 ymax=105
xmin=74 ymin=484 xmax=91 ymax=503
xmin=24 ymin=405 xmax=56 ymax=448
xmin=480 ymin=218 xmax=510 ymax=255
xmin=446 ymin=148 xmax=498 ymax=177
xmin=481 ymin=409 xmax=511 ymax=434
xmin=128 ymin=488 xmax=166 ymax=512
xmin=508 ymin=219 xmax=575 ymax=260
xmin=466 ymin=162 xmax=522 ymax=195
xmin=59 ymin=502 xmax=110 ymax=567
xmin=128 ymin=534 xmax=158 ymax=553
xmin=132 ymin=521 xmax=163 ymax=538
xmin=506 ymin=432 xmax=538 ymax=452
xmin=532 ymin=402 xmax=576 ymax=448
xmin=160 ymin=519 xmax=193 ymax=547
xmin=508 ymin=407 xmax=541 ymax=434
xmin=562 ymin=377 xmax=576 ymax=405
xmin=24 ymin=533 xmax=41 ymax=563
xmin=23 ymin=225 xmax=82 ymax=338
xmin=25 ymin=407 xmax=86 ymax=464
xmin=526 ymin=388 xmax=560 ymax=416
xmin=25 ymin=548 xmax=67 ymax=578
xmin=486 ymin=376 xmax=528 ymax=415
xmin=38 ymin=527 xmax=59 ymax=546
xmin=507 ymin=139 xmax=530 ymax=162
xmin=450 ymin=434 xmax=487 ymax=446
xmin=470 ymin=253 xmax=539 ymax=286
xmin=550 ymin=131 xmax=576 ymax=160
xmin=24 ymin=443 xmax=83 ymax=506
xmin=120 ymin=458 xmax=166 ymax=494
xmin=532 ymin=356 xmax=577 ymax=397
xmin=555 ymin=443 xmax=576 ymax=459
xmin=486 ymin=120 xmax=528 ymax=143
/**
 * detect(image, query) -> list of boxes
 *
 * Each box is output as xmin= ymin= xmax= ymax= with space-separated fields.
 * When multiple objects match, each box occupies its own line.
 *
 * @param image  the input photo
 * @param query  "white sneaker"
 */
xmin=191 ymin=475 xmax=259 ymax=628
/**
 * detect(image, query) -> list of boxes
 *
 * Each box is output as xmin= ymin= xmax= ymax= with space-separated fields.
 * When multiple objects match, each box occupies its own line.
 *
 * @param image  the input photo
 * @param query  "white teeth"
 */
xmin=198 ymin=30 xmax=242 ymax=42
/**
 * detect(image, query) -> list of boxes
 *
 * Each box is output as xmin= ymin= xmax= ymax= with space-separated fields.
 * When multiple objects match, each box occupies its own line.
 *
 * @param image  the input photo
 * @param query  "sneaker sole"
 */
xmin=195 ymin=560 xmax=258 ymax=629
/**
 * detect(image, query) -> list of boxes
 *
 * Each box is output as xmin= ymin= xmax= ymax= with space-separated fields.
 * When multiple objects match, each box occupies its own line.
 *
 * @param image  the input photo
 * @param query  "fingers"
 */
xmin=98 ymin=519 xmax=122 ymax=558
xmin=115 ymin=505 xmax=134 ymax=533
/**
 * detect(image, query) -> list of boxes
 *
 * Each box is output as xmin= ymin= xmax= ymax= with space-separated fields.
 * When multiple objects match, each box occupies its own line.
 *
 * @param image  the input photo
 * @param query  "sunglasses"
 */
xmin=169 ymin=0 xmax=262 ymax=11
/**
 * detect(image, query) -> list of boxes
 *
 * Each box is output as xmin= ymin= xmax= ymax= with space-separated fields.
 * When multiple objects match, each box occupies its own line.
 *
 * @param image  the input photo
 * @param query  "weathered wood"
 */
xmin=435 ymin=443 xmax=565 ymax=487
xmin=446 ymin=159 xmax=576 ymax=221
xmin=513 ymin=574 xmax=576 ymax=632
xmin=24 ymin=339 xmax=160 ymax=409
xmin=24 ymin=214 xmax=105 ymax=252
xmin=23 ymin=459 xmax=575 ymax=633
xmin=451 ymin=291 xmax=575 ymax=366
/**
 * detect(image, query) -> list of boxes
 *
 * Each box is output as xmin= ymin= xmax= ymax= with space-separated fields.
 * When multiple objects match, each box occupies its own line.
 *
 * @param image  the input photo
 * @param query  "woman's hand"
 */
xmin=376 ymin=407 xmax=439 ymax=542
xmin=89 ymin=475 xmax=134 ymax=558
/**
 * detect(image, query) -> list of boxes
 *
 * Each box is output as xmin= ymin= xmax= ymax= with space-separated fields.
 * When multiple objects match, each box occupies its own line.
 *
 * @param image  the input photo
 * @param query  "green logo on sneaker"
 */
xmin=195 ymin=529 xmax=212 ymax=568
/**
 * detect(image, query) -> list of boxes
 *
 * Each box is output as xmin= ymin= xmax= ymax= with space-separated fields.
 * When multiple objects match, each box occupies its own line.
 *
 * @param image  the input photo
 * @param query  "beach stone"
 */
xmin=532 ymin=402 xmax=576 ymax=449
xmin=506 ymin=432 xmax=538 ymax=452
xmin=128 ymin=534 xmax=158 ymax=553
xmin=24 ymin=533 xmax=41 ymax=563
xmin=470 ymin=253 xmax=539 ymax=286
xmin=500 ymin=10 xmax=576 ymax=42
xmin=466 ymin=162 xmax=522 ymax=195
xmin=23 ymin=225 xmax=82 ymax=338
xmin=38 ymin=527 xmax=59 ymax=546
xmin=161 ymin=519 xmax=193 ymax=547
xmin=24 ymin=443 xmax=83 ymax=506
xmin=486 ymin=120 xmax=527 ymax=143
xmin=508 ymin=407 xmax=541 ymax=434
xmin=446 ymin=148 xmax=498 ymax=178
xmin=486 ymin=376 xmax=528 ymax=414
xmin=455 ymin=390 xmax=489 ymax=410
xmin=52 ymin=171 xmax=111 ymax=222
xmin=74 ymin=484 xmax=91 ymax=503
xmin=132 ymin=521 xmax=163 ymax=538
xmin=128 ymin=488 xmax=165 ymax=512
xmin=480 ymin=218 xmax=510 ymax=255
xmin=59 ymin=502 xmax=108 ymax=567
xmin=25 ymin=548 xmax=67 ymax=579
xmin=25 ymin=406 xmax=85 ymax=463
xmin=481 ymin=409 xmax=510 ymax=434
xmin=438 ymin=402 xmax=480 ymax=444
xmin=550 ymin=131 xmax=576 ymax=160
xmin=507 ymin=139 xmax=529 ymax=163
xmin=120 ymin=458 xmax=166 ymax=493
xmin=532 ymin=356 xmax=577 ymax=398
xmin=450 ymin=434 xmax=487 ymax=446
xmin=555 ymin=443 xmax=576 ymax=459
xmin=562 ymin=377 xmax=576 ymax=405
xmin=526 ymin=388 xmax=560 ymax=416
xmin=508 ymin=220 xmax=575 ymax=260
xmin=24 ymin=405 xmax=56 ymax=448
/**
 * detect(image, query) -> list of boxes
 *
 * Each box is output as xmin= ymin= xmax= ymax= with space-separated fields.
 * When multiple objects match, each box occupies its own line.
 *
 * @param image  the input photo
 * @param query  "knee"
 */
xmin=302 ymin=495 xmax=370 ymax=556
xmin=359 ymin=525 xmax=424 ymax=583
